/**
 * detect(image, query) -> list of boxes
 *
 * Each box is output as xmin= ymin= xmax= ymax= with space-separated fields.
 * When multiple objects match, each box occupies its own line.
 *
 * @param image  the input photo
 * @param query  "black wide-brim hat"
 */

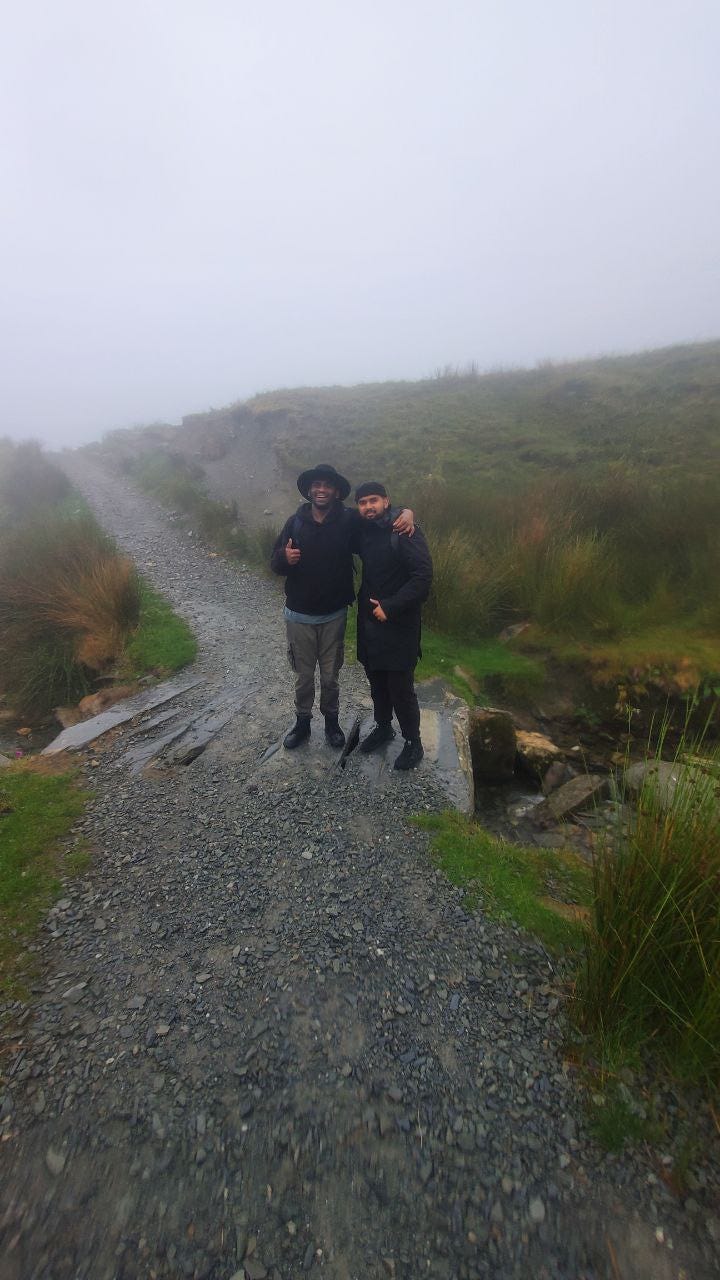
xmin=297 ymin=463 xmax=351 ymax=501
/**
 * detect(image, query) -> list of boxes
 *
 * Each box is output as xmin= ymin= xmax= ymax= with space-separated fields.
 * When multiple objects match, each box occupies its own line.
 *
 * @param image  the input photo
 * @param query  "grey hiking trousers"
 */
xmin=286 ymin=613 xmax=347 ymax=719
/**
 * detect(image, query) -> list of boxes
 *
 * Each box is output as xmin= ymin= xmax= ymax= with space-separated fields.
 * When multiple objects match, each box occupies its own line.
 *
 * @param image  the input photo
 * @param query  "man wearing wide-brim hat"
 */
xmin=270 ymin=464 xmax=413 ymax=750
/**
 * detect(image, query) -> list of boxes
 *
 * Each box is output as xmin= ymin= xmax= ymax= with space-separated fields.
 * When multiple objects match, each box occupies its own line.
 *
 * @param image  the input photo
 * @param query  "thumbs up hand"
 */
xmin=285 ymin=537 xmax=301 ymax=565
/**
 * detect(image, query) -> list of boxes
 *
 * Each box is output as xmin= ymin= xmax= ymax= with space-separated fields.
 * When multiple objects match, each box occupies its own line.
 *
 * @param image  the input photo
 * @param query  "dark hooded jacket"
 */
xmin=356 ymin=513 xmax=433 ymax=670
xmin=270 ymin=501 xmax=356 ymax=614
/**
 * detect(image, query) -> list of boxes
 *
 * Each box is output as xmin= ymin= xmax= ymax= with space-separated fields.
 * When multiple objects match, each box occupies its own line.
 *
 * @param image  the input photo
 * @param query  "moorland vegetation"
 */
xmin=93 ymin=339 xmax=720 ymax=1093
xmin=247 ymin=341 xmax=720 ymax=692
xmin=0 ymin=440 xmax=195 ymax=720
xmin=99 ymin=341 xmax=720 ymax=701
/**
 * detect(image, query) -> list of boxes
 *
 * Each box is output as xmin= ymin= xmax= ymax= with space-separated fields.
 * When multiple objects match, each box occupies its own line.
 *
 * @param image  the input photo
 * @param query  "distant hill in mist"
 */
xmin=92 ymin=340 xmax=720 ymax=515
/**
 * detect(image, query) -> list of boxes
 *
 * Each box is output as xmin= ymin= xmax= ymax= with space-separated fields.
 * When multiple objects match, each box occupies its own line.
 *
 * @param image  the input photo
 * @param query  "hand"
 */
xmin=285 ymin=538 xmax=301 ymax=565
xmin=370 ymin=597 xmax=387 ymax=622
xmin=392 ymin=508 xmax=415 ymax=536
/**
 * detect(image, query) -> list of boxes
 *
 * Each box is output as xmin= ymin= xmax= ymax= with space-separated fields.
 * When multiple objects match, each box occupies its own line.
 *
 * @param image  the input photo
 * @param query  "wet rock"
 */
xmin=46 ymin=1147 xmax=66 ymax=1176
xmin=534 ymin=774 xmax=608 ymax=824
xmin=541 ymin=760 xmax=575 ymax=795
xmin=515 ymin=730 xmax=561 ymax=782
xmin=623 ymin=759 xmax=710 ymax=811
xmin=468 ymin=708 xmax=516 ymax=782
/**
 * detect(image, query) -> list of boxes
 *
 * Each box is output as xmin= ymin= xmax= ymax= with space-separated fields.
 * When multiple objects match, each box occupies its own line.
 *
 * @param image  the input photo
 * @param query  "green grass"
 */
xmin=544 ymin=625 xmax=720 ymax=697
xmin=574 ymin=732 xmax=720 ymax=1084
xmin=413 ymin=811 xmax=591 ymax=952
xmin=124 ymin=579 xmax=198 ymax=675
xmin=586 ymin=1083 xmax=663 ymax=1152
xmin=0 ymin=764 xmax=87 ymax=994
xmin=416 ymin=629 xmax=543 ymax=701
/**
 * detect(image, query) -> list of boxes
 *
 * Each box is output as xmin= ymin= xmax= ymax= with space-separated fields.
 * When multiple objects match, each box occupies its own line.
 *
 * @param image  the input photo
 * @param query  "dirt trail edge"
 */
xmin=1 ymin=458 xmax=716 ymax=1280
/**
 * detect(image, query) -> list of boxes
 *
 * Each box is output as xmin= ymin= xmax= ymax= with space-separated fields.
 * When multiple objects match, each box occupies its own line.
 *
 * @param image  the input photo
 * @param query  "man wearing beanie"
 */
xmin=270 ymin=464 xmax=413 ymax=751
xmin=355 ymin=481 xmax=433 ymax=771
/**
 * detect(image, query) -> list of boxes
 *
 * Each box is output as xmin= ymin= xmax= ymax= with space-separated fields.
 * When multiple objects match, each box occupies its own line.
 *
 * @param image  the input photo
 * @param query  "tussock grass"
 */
xmin=414 ymin=470 xmax=720 ymax=647
xmin=0 ymin=442 xmax=197 ymax=718
xmin=575 ymin=736 xmax=720 ymax=1083
xmin=0 ymin=513 xmax=141 ymax=716
xmin=424 ymin=528 xmax=511 ymax=638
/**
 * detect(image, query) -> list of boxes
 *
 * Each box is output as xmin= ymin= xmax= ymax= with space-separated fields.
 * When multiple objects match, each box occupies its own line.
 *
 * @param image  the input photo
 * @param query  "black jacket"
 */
xmin=270 ymin=501 xmax=357 ymax=615
xmin=356 ymin=514 xmax=433 ymax=671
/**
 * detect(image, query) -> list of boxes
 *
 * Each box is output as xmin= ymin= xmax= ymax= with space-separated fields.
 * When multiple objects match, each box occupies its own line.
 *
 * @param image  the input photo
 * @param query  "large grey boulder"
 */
xmin=623 ymin=758 xmax=718 ymax=812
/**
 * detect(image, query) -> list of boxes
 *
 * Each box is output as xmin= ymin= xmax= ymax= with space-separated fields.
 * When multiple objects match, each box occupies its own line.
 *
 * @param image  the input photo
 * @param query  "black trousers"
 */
xmin=364 ymin=666 xmax=421 ymax=741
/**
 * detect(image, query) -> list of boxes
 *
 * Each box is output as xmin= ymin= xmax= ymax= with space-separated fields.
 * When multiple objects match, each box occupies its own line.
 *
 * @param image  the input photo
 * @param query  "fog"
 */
xmin=2 ymin=0 xmax=718 ymax=446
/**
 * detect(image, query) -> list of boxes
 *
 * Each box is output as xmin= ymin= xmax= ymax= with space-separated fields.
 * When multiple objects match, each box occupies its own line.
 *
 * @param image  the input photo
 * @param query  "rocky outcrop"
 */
xmin=468 ymin=708 xmax=517 ymax=782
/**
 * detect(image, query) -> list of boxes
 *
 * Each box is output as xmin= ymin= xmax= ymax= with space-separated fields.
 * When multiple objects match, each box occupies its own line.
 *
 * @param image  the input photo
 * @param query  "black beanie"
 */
xmin=355 ymin=481 xmax=388 ymax=501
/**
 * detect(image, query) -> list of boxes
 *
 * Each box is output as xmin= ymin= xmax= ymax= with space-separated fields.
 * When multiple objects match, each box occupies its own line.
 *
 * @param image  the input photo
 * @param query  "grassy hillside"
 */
xmin=93 ymin=341 xmax=720 ymax=697
xmin=246 ymin=341 xmax=720 ymax=492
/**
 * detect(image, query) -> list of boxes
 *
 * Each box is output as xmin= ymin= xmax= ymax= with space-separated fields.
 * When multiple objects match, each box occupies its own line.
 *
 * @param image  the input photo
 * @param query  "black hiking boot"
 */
xmin=359 ymin=723 xmax=395 ymax=754
xmin=324 ymin=716 xmax=346 ymax=749
xmin=283 ymin=716 xmax=311 ymax=749
xmin=394 ymin=739 xmax=424 ymax=771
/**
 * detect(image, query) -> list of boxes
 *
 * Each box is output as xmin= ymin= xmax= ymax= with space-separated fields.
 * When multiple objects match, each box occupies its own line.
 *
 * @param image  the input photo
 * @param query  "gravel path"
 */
xmin=1 ymin=459 xmax=718 ymax=1280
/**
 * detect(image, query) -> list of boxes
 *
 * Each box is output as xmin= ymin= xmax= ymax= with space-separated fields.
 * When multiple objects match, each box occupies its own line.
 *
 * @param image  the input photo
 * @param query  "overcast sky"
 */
xmin=2 ymin=1 xmax=719 ymax=446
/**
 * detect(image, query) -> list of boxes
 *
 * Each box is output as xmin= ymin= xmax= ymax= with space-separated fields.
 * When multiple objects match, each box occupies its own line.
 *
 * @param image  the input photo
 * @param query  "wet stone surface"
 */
xmin=0 ymin=456 xmax=718 ymax=1280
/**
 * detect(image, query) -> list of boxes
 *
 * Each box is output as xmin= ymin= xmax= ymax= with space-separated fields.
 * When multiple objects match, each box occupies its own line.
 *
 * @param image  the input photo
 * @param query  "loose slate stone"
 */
xmin=46 ymin=1147 xmax=66 ymax=1176
xmin=535 ymin=774 xmax=609 ymax=823
xmin=62 ymin=982 xmax=88 ymax=1003
xmin=529 ymin=1196 xmax=546 ymax=1224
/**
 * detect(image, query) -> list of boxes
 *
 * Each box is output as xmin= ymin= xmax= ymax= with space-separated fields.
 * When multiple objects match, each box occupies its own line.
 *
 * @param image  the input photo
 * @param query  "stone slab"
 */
xmin=253 ymin=679 xmax=474 ymax=813
xmin=42 ymin=676 xmax=205 ymax=755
